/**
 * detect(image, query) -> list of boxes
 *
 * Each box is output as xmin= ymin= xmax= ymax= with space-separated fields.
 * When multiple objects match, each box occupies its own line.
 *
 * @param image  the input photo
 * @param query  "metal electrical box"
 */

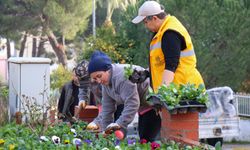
xmin=8 ymin=57 xmax=51 ymax=118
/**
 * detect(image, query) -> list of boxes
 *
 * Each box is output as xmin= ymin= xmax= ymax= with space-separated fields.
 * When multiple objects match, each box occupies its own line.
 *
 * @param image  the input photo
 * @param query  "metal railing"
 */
xmin=235 ymin=94 xmax=250 ymax=117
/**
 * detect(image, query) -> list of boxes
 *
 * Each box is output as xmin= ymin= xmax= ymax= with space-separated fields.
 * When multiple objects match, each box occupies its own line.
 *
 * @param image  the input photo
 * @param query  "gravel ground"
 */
xmin=222 ymin=143 xmax=250 ymax=150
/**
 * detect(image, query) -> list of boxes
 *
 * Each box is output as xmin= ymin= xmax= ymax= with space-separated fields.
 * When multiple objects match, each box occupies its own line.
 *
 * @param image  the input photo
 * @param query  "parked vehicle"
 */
xmin=199 ymin=87 xmax=240 ymax=146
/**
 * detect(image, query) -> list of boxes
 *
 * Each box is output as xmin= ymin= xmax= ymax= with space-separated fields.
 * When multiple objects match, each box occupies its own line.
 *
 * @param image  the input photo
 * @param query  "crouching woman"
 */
xmin=86 ymin=50 xmax=161 ymax=142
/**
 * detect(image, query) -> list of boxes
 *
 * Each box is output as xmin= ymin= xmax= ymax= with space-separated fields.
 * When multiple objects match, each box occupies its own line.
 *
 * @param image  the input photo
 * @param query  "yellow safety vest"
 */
xmin=149 ymin=15 xmax=204 ymax=92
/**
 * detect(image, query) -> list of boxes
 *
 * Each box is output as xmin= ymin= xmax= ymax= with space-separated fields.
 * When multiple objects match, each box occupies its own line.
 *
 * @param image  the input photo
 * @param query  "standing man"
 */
xmin=131 ymin=1 xmax=204 ymax=92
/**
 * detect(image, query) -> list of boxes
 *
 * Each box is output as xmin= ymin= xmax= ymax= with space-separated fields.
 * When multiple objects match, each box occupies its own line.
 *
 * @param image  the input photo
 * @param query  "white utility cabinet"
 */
xmin=8 ymin=57 xmax=51 ymax=118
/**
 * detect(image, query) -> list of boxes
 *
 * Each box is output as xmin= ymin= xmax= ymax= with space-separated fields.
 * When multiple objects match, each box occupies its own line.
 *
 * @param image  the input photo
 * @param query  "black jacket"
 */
xmin=58 ymin=80 xmax=79 ymax=118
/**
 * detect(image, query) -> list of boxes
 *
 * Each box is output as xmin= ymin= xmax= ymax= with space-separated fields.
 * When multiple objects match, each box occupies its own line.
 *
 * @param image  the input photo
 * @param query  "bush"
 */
xmin=50 ymin=65 xmax=72 ymax=91
xmin=0 ymin=79 xmax=9 ymax=125
xmin=79 ymin=26 xmax=132 ymax=64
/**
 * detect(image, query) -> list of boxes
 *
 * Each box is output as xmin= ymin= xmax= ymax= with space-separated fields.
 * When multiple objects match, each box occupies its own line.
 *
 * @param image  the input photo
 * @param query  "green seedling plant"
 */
xmin=157 ymin=83 xmax=181 ymax=110
xmin=0 ymin=122 xmax=212 ymax=150
xmin=148 ymin=83 xmax=208 ymax=109
xmin=1 ymin=74 xmax=213 ymax=149
xmin=124 ymin=64 xmax=133 ymax=79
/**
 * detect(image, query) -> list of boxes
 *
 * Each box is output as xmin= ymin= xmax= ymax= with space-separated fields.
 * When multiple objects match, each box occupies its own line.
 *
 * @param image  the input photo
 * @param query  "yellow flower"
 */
xmin=9 ymin=144 xmax=15 ymax=150
xmin=64 ymin=140 xmax=70 ymax=144
xmin=0 ymin=139 xmax=4 ymax=145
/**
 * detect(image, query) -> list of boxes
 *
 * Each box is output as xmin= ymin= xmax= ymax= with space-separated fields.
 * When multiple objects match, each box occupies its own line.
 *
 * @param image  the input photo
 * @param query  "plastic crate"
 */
xmin=74 ymin=105 xmax=99 ymax=123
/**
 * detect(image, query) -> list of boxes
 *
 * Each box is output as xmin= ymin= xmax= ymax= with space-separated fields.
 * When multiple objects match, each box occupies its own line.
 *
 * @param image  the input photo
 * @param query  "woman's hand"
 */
xmin=86 ymin=122 xmax=99 ymax=130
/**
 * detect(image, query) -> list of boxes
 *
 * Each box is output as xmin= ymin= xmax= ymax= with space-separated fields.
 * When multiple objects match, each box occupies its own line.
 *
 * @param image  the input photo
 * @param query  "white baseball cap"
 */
xmin=132 ymin=1 xmax=164 ymax=24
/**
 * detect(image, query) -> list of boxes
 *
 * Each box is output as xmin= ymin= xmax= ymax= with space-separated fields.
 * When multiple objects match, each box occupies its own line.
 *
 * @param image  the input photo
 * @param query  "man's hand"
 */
xmin=86 ymin=122 xmax=99 ymax=130
xmin=105 ymin=123 xmax=121 ymax=134
xmin=129 ymin=69 xmax=150 ymax=83
xmin=58 ymin=113 xmax=65 ymax=120
xmin=79 ymin=101 xmax=87 ymax=110
xmin=147 ymin=96 xmax=162 ymax=115
xmin=75 ymin=101 xmax=86 ymax=118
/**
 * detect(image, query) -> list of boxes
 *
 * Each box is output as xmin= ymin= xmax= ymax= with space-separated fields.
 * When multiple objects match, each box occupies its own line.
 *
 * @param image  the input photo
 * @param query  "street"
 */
xmin=222 ymin=143 xmax=250 ymax=150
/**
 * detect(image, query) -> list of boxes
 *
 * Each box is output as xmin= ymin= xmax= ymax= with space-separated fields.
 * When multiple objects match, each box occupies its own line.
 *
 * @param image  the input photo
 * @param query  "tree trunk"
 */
xmin=19 ymin=33 xmax=27 ymax=57
xmin=104 ymin=3 xmax=115 ymax=34
xmin=47 ymin=31 xmax=67 ymax=66
xmin=32 ymin=37 xmax=37 ymax=57
xmin=6 ymin=38 xmax=11 ymax=58
xmin=61 ymin=35 xmax=65 ymax=46
xmin=105 ymin=2 xmax=114 ymax=27
xmin=37 ymin=38 xmax=46 ymax=57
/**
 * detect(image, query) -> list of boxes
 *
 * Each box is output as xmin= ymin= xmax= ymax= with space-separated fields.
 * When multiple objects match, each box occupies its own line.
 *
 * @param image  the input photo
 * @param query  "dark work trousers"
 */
xmin=114 ymin=104 xmax=124 ymax=121
xmin=114 ymin=104 xmax=126 ymax=136
xmin=138 ymin=109 xmax=161 ymax=142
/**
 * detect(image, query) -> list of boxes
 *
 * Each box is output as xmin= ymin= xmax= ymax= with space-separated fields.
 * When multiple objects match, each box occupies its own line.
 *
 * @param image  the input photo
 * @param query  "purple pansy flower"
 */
xmin=127 ymin=138 xmax=136 ymax=145
xmin=114 ymin=139 xmax=120 ymax=146
xmin=84 ymin=139 xmax=92 ymax=145
xmin=73 ymin=138 xmax=82 ymax=146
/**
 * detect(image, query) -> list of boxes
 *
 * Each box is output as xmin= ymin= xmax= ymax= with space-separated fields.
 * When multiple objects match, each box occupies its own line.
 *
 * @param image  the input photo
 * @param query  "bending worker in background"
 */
xmin=75 ymin=60 xmax=102 ymax=112
xmin=57 ymin=67 xmax=81 ymax=122
xmin=86 ymin=50 xmax=161 ymax=142
xmin=58 ymin=60 xmax=101 ymax=122
xmin=131 ymin=1 xmax=204 ymax=91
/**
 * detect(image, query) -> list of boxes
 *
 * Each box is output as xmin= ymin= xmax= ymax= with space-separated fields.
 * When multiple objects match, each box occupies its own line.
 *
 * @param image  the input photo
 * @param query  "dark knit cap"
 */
xmin=88 ymin=50 xmax=112 ymax=74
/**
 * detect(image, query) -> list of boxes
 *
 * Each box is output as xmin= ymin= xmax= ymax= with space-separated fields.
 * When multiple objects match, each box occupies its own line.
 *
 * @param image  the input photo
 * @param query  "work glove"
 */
xmin=105 ymin=123 xmax=121 ymax=134
xmin=58 ymin=113 xmax=77 ymax=123
xmin=129 ymin=69 xmax=150 ymax=83
xmin=58 ymin=113 xmax=65 ymax=120
xmin=78 ymin=101 xmax=87 ymax=110
xmin=86 ymin=122 xmax=99 ymax=130
xmin=147 ymin=95 xmax=162 ymax=114
xmin=69 ymin=116 xmax=78 ymax=123
xmin=75 ymin=101 xmax=87 ymax=118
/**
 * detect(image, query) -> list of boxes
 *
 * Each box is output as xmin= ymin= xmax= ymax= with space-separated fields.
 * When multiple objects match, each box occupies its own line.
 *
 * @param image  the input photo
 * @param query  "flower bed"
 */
xmin=0 ymin=121 xmax=209 ymax=150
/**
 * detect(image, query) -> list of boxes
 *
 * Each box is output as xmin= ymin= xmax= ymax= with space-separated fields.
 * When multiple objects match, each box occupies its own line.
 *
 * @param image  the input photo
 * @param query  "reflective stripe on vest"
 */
xmin=150 ymin=42 xmax=161 ymax=51
xmin=150 ymin=42 xmax=195 ymax=57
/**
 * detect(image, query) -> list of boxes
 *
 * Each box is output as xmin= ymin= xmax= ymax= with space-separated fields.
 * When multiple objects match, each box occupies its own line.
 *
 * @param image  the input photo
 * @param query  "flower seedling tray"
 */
xmin=162 ymin=100 xmax=207 ymax=114
xmin=148 ymin=96 xmax=207 ymax=114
